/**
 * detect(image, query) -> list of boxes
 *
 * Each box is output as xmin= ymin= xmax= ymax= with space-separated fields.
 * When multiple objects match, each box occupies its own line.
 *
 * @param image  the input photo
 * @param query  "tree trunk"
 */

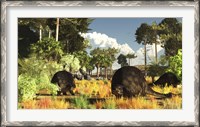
xmin=105 ymin=67 xmax=108 ymax=79
xmin=56 ymin=18 xmax=59 ymax=41
xmin=110 ymin=65 xmax=112 ymax=76
xmin=151 ymin=76 xmax=155 ymax=83
xmin=155 ymin=42 xmax=158 ymax=64
xmin=39 ymin=25 xmax=42 ymax=41
xmin=49 ymin=29 xmax=51 ymax=38
xmin=100 ymin=67 xmax=102 ymax=76
xmin=96 ymin=65 xmax=99 ymax=78
xmin=144 ymin=42 xmax=147 ymax=76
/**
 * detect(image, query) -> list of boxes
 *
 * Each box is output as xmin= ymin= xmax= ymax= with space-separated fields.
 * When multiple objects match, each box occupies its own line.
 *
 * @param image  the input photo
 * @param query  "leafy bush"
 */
xmin=18 ymin=56 xmax=45 ymax=76
xmin=18 ymin=73 xmax=59 ymax=102
xmin=148 ymin=64 xmax=167 ymax=82
xmin=18 ymin=74 xmax=37 ymax=102
xmin=167 ymin=49 xmax=182 ymax=81
xmin=30 ymin=37 xmax=63 ymax=61
xmin=73 ymin=96 xmax=90 ymax=109
xmin=36 ymin=73 xmax=59 ymax=96
xmin=60 ymin=54 xmax=81 ymax=72
xmin=18 ymin=57 xmax=60 ymax=102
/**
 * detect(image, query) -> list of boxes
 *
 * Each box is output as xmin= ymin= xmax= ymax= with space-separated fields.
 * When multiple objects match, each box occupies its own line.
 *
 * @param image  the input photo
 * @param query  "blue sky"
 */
xmin=81 ymin=18 xmax=181 ymax=68
xmin=88 ymin=18 xmax=165 ymax=51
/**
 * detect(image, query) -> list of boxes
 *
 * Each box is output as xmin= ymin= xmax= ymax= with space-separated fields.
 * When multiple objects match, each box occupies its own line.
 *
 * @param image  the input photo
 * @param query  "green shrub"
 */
xmin=60 ymin=54 xmax=81 ymax=72
xmin=18 ymin=74 xmax=37 ymax=102
xmin=73 ymin=96 xmax=89 ymax=109
xmin=18 ymin=57 xmax=61 ymax=102
xmin=103 ymin=99 xmax=116 ymax=109
xmin=30 ymin=37 xmax=63 ymax=61
xmin=36 ymin=72 xmax=59 ymax=96
xmin=167 ymin=49 xmax=182 ymax=81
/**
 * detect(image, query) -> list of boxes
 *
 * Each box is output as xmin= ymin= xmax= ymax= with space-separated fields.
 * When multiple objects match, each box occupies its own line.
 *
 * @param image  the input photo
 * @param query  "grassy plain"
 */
xmin=19 ymin=77 xmax=182 ymax=109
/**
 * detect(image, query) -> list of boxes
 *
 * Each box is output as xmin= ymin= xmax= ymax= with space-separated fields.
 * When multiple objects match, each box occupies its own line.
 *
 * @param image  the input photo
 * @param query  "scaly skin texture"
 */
xmin=154 ymin=72 xmax=181 ymax=87
xmin=51 ymin=70 xmax=75 ymax=95
xmin=111 ymin=66 xmax=172 ymax=98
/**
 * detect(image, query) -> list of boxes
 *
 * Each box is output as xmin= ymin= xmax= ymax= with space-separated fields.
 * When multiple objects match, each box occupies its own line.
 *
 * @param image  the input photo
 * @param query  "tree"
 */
xmin=18 ymin=18 xmax=48 ymax=58
xmin=117 ymin=54 xmax=128 ymax=67
xmin=56 ymin=18 xmax=59 ymax=41
xmin=30 ymin=37 xmax=63 ymax=61
xmin=19 ymin=18 xmax=48 ymax=40
xmin=151 ymin=22 xmax=161 ymax=64
xmin=73 ymin=50 xmax=93 ymax=74
xmin=60 ymin=54 xmax=81 ymax=73
xmin=135 ymin=23 xmax=155 ymax=74
xmin=18 ymin=22 xmax=39 ymax=58
xmin=86 ymin=60 xmax=95 ymax=75
xmin=90 ymin=48 xmax=118 ymax=79
xmin=158 ymin=18 xmax=182 ymax=57
xmin=99 ymin=48 xmax=119 ymax=77
xmin=18 ymin=18 xmax=93 ymax=58
xmin=101 ymin=54 xmax=112 ymax=79
xmin=167 ymin=49 xmax=182 ymax=81
xmin=148 ymin=60 xmax=167 ymax=83
xmin=126 ymin=53 xmax=137 ymax=66
xmin=47 ymin=18 xmax=93 ymax=54
xmin=90 ymin=48 xmax=104 ymax=78
xmin=100 ymin=48 xmax=118 ymax=79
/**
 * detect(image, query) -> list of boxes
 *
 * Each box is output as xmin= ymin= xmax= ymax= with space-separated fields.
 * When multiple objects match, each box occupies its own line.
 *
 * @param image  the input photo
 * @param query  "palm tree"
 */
xmin=151 ymin=22 xmax=161 ymax=64
xmin=90 ymin=48 xmax=103 ymax=78
xmin=126 ymin=53 xmax=137 ymax=66
xmin=135 ymin=23 xmax=154 ymax=75
xmin=107 ymin=48 xmax=119 ymax=76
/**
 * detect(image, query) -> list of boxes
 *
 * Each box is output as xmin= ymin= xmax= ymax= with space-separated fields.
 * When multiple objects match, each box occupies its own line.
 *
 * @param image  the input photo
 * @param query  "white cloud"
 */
xmin=80 ymin=32 xmax=165 ymax=70
xmin=131 ymin=44 xmax=165 ymax=66
xmin=80 ymin=32 xmax=135 ymax=55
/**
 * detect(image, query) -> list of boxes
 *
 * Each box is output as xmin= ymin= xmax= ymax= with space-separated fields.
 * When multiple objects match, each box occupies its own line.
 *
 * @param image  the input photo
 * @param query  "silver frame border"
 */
xmin=1 ymin=1 xmax=199 ymax=126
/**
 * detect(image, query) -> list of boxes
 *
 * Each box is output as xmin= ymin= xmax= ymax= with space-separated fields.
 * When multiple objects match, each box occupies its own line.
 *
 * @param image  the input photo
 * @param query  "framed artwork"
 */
xmin=1 ymin=0 xmax=199 ymax=126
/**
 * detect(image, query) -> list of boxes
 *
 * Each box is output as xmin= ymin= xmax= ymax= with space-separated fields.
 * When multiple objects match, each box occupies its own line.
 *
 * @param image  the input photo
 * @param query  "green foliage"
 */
xmin=158 ymin=18 xmax=182 ymax=57
xmin=159 ymin=55 xmax=170 ymax=66
xmin=73 ymin=96 xmax=90 ymax=109
xmin=148 ymin=57 xmax=168 ymax=78
xmin=18 ymin=24 xmax=39 ymax=58
xmin=36 ymin=73 xmax=59 ymax=96
xmin=18 ymin=74 xmax=37 ymax=102
xmin=148 ymin=64 xmax=167 ymax=82
xmin=126 ymin=53 xmax=137 ymax=65
xmin=135 ymin=23 xmax=156 ymax=45
xmin=18 ymin=18 xmax=50 ymax=58
xmin=18 ymin=56 xmax=63 ymax=78
xmin=90 ymin=48 xmax=118 ymax=78
xmin=73 ymin=50 xmax=91 ymax=69
xmin=103 ymin=99 xmax=116 ymax=109
xmin=18 ymin=57 xmax=61 ymax=102
xmin=60 ymin=54 xmax=81 ymax=72
xmin=18 ymin=18 xmax=93 ymax=57
xmin=167 ymin=49 xmax=182 ymax=81
xmin=47 ymin=18 xmax=93 ymax=53
xmin=30 ymin=37 xmax=63 ymax=61
xmin=117 ymin=54 xmax=128 ymax=67
xmin=18 ymin=73 xmax=59 ymax=102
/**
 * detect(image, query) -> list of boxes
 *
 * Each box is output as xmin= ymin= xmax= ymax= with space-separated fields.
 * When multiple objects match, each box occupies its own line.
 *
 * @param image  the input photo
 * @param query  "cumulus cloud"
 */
xmin=80 ymin=32 xmax=135 ymax=55
xmin=80 ymin=32 xmax=164 ymax=70
xmin=131 ymin=44 xmax=165 ymax=66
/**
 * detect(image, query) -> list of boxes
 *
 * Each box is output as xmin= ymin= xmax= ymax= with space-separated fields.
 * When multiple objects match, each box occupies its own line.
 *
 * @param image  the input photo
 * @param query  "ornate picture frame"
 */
xmin=1 ymin=0 xmax=199 ymax=126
